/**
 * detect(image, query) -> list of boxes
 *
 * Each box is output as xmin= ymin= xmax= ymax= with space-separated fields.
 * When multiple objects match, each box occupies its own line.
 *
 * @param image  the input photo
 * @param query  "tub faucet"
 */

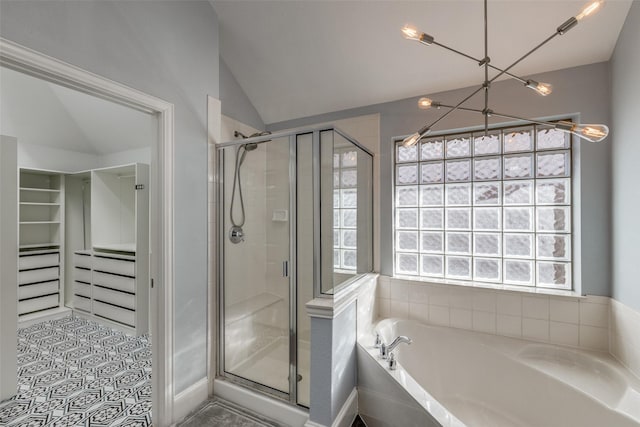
xmin=380 ymin=336 xmax=412 ymax=359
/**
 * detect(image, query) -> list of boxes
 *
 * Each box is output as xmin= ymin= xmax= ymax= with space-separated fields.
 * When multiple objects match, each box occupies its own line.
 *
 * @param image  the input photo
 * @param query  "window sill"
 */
xmin=390 ymin=274 xmax=585 ymax=299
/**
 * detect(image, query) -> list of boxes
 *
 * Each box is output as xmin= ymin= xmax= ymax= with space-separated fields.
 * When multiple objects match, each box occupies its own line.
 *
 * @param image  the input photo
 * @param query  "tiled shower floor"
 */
xmin=0 ymin=316 xmax=151 ymax=426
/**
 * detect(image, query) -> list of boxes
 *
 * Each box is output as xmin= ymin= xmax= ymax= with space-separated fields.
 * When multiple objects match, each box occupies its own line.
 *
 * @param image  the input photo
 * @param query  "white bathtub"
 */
xmin=357 ymin=318 xmax=640 ymax=427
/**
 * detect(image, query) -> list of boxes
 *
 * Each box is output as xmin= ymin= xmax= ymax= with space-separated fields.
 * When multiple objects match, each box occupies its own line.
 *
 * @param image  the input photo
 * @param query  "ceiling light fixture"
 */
xmin=401 ymin=0 xmax=609 ymax=147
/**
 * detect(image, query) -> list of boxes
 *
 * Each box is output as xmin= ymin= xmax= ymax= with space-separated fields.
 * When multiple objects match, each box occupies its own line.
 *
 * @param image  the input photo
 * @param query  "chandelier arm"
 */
xmin=436 ymin=104 xmax=485 ymax=114
xmin=423 ymin=86 xmax=485 ymax=131
xmin=488 ymin=32 xmax=559 ymax=85
xmin=487 ymin=110 xmax=558 ymax=127
xmin=431 ymin=41 xmax=529 ymax=85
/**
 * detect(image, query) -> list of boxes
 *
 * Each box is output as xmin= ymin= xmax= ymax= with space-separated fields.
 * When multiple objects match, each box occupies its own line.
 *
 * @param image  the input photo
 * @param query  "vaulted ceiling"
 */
xmin=0 ymin=67 xmax=156 ymax=155
xmin=213 ymin=0 xmax=632 ymax=125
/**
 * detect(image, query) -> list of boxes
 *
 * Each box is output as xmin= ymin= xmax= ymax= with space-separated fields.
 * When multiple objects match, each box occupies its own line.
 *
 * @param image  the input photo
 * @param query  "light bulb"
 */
xmin=556 ymin=121 xmax=609 ymax=142
xmin=401 ymin=25 xmax=434 ymax=45
xmin=418 ymin=97 xmax=433 ymax=109
xmin=572 ymin=124 xmax=609 ymax=142
xmin=525 ymin=80 xmax=553 ymax=96
xmin=576 ymin=0 xmax=604 ymax=21
xmin=402 ymin=26 xmax=419 ymax=40
xmin=402 ymin=132 xmax=421 ymax=147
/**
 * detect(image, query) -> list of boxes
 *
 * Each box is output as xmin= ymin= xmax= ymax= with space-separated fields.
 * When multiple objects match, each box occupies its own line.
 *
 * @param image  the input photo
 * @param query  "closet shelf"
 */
xmin=19 ymin=187 xmax=60 ymax=193
xmin=20 ymin=202 xmax=60 ymax=206
xmin=93 ymin=243 xmax=136 ymax=253
xmin=20 ymin=221 xmax=60 ymax=225
xmin=19 ymin=243 xmax=60 ymax=249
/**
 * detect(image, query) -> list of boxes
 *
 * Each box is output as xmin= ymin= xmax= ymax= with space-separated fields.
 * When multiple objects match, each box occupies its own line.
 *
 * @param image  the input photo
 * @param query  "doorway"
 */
xmin=0 ymin=38 xmax=175 ymax=426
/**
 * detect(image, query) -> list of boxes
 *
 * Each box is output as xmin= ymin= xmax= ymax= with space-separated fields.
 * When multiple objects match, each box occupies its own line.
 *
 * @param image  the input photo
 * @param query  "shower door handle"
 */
xmin=282 ymin=261 xmax=289 ymax=277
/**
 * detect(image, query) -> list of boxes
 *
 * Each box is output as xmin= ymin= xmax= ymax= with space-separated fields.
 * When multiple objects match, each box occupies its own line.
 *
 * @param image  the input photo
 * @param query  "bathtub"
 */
xmin=357 ymin=318 xmax=640 ymax=427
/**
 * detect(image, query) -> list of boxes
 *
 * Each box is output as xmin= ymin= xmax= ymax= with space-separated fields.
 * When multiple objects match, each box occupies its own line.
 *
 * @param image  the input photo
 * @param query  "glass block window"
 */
xmin=394 ymin=124 xmax=572 ymax=289
xmin=334 ymin=149 xmax=358 ymax=271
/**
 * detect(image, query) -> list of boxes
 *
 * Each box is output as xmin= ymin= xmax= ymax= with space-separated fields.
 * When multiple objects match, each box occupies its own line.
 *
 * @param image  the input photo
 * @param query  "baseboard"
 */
xmin=304 ymin=388 xmax=358 ymax=427
xmin=333 ymin=388 xmax=358 ymax=427
xmin=18 ymin=307 xmax=71 ymax=328
xmin=173 ymin=377 xmax=209 ymax=424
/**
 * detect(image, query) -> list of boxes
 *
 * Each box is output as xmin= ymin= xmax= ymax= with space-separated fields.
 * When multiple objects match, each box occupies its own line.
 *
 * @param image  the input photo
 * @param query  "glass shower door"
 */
xmin=221 ymin=136 xmax=292 ymax=396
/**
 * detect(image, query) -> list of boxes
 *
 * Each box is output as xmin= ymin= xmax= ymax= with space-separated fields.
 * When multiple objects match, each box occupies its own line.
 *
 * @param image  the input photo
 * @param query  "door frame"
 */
xmin=0 ymin=37 xmax=175 ymax=426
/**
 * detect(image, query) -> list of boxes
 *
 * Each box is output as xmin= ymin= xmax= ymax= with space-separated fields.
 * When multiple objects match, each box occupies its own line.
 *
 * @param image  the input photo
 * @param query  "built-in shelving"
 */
xmin=18 ymin=169 xmax=65 ymax=320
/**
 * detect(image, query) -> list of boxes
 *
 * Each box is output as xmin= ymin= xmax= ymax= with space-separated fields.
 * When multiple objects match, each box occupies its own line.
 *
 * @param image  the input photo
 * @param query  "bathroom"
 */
xmin=0 ymin=1 xmax=639 ymax=426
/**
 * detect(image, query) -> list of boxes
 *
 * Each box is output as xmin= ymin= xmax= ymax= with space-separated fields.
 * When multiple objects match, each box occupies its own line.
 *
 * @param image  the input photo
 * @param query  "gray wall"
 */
xmin=220 ymin=58 xmax=265 ymax=131
xmin=269 ymin=62 xmax=612 ymax=297
xmin=611 ymin=1 xmax=640 ymax=312
xmin=0 ymin=0 xmax=219 ymax=394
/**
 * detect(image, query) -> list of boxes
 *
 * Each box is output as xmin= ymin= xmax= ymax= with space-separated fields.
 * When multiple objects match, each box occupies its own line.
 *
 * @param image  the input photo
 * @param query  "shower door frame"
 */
xmin=215 ymin=126 xmax=373 ymax=406
xmin=215 ymin=132 xmax=301 ymax=405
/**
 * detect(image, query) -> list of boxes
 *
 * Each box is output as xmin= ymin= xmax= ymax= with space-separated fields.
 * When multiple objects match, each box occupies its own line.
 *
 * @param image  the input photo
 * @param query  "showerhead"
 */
xmin=244 ymin=143 xmax=258 ymax=151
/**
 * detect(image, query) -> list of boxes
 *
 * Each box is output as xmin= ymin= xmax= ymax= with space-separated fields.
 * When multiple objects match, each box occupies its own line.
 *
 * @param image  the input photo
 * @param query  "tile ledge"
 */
xmin=388 ymin=274 xmax=587 ymax=299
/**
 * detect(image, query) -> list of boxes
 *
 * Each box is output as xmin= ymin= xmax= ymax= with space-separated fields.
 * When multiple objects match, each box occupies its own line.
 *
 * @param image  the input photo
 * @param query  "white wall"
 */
xmin=17 ymin=143 xmax=101 ymax=172
xmin=610 ymin=0 xmax=640 ymax=312
xmin=0 ymin=136 xmax=18 ymax=401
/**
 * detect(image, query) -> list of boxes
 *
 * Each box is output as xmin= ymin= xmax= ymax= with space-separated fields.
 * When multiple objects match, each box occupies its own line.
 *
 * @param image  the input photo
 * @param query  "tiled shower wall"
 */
xmin=376 ymin=275 xmax=610 ymax=352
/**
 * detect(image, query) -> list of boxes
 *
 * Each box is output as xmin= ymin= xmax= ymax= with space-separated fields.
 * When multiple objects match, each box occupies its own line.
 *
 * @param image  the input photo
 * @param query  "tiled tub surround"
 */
xmin=611 ymin=299 xmax=640 ymax=379
xmin=359 ymin=319 xmax=640 ymax=427
xmin=376 ymin=275 xmax=610 ymax=352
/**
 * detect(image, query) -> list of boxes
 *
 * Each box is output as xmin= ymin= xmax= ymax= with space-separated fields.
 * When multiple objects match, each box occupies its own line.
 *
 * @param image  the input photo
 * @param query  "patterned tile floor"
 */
xmin=0 ymin=316 xmax=151 ymax=427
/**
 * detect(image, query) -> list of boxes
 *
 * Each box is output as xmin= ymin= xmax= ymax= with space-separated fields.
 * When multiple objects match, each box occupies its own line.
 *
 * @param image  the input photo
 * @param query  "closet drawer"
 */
xmin=73 ymin=295 xmax=91 ymax=312
xmin=18 ymin=280 xmax=58 ymax=300
xmin=93 ymin=300 xmax=135 ymax=327
xmin=73 ymin=281 xmax=92 ymax=298
xmin=19 ymin=267 xmax=59 ymax=285
xmin=74 ymin=267 xmax=92 ymax=283
xmin=19 ymin=253 xmax=59 ymax=271
xmin=92 ymin=271 xmax=135 ymax=294
xmin=18 ymin=294 xmax=59 ymax=315
xmin=93 ymin=256 xmax=135 ymax=277
xmin=74 ymin=253 xmax=92 ymax=269
xmin=93 ymin=286 xmax=135 ymax=310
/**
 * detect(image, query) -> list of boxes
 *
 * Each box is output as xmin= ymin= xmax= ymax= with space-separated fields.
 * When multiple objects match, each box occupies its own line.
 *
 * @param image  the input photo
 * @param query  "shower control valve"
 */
xmin=229 ymin=226 xmax=245 ymax=244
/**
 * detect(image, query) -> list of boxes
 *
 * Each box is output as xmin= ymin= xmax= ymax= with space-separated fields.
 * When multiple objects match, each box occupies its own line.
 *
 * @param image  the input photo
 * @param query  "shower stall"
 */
xmin=216 ymin=127 xmax=373 ymax=407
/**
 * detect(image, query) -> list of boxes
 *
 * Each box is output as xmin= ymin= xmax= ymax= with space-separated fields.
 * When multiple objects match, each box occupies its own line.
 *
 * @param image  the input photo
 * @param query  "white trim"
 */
xmin=0 ymin=37 xmax=175 ymax=426
xmin=303 ymin=388 xmax=358 ymax=427
xmin=213 ymin=379 xmax=309 ymax=427
xmin=306 ymin=273 xmax=379 ymax=319
xmin=332 ymin=388 xmax=358 ymax=427
xmin=172 ymin=377 xmax=209 ymax=425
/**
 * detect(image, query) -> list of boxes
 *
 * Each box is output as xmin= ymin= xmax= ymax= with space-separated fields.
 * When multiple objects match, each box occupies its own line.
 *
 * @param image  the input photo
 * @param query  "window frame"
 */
xmin=392 ymin=120 xmax=578 ymax=291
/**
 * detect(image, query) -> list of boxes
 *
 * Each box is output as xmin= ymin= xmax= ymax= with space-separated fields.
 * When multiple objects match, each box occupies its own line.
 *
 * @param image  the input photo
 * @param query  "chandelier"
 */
xmin=401 ymin=0 xmax=609 ymax=147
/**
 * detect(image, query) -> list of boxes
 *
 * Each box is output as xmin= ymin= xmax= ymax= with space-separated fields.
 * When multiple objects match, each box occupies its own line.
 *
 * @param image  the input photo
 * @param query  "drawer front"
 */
xmin=92 ymin=271 xmax=135 ymax=294
xmin=74 ymin=267 xmax=92 ymax=283
xmin=93 ymin=286 xmax=135 ymax=310
xmin=74 ymin=253 xmax=92 ymax=269
xmin=93 ymin=300 xmax=135 ymax=327
xmin=73 ymin=281 xmax=92 ymax=298
xmin=19 ymin=253 xmax=59 ymax=271
xmin=18 ymin=294 xmax=59 ymax=315
xmin=93 ymin=256 xmax=135 ymax=277
xmin=18 ymin=280 xmax=59 ymax=300
xmin=73 ymin=295 xmax=92 ymax=312
xmin=19 ymin=267 xmax=59 ymax=285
